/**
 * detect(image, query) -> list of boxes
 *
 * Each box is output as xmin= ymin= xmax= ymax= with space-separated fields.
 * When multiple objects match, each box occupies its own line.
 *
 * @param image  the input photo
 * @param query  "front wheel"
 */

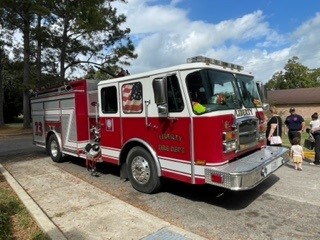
xmin=126 ymin=146 xmax=161 ymax=194
xmin=48 ymin=134 xmax=63 ymax=162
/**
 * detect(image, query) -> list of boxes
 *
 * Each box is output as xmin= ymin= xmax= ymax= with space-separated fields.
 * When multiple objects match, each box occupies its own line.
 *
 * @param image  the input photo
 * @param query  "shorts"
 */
xmin=293 ymin=156 xmax=303 ymax=163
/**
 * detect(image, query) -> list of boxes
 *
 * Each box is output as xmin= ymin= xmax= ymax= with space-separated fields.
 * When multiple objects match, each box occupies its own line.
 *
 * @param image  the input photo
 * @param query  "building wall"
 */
xmin=270 ymin=104 xmax=320 ymax=122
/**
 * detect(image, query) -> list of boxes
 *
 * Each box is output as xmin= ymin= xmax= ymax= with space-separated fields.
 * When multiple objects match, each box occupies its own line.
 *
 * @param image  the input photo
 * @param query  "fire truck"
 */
xmin=31 ymin=56 xmax=290 ymax=194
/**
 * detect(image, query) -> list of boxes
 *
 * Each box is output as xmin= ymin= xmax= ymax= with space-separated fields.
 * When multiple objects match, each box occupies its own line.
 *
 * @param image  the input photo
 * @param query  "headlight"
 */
xmin=223 ymin=141 xmax=237 ymax=153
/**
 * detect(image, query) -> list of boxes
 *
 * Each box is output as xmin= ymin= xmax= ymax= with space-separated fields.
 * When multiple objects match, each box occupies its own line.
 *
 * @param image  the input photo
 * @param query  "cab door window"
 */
xmin=167 ymin=75 xmax=184 ymax=112
xmin=101 ymin=86 xmax=118 ymax=113
xmin=122 ymin=82 xmax=143 ymax=113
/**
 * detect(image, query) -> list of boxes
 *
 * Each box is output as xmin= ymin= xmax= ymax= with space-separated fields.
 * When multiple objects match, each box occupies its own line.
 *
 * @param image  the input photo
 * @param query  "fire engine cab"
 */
xmin=31 ymin=56 xmax=290 ymax=194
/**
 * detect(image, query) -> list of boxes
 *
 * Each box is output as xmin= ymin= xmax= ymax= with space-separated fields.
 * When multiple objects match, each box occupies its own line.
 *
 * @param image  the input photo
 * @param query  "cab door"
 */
xmin=99 ymin=83 xmax=122 ymax=165
xmin=153 ymin=74 xmax=193 ymax=183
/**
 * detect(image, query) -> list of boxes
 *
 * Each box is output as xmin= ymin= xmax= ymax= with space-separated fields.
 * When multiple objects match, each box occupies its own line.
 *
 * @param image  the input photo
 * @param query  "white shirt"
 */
xmin=310 ymin=119 xmax=320 ymax=130
xmin=291 ymin=145 xmax=304 ymax=157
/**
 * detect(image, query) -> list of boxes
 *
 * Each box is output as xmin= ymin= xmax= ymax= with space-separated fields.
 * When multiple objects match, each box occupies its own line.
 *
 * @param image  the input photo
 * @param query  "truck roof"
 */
xmin=98 ymin=61 xmax=254 ymax=86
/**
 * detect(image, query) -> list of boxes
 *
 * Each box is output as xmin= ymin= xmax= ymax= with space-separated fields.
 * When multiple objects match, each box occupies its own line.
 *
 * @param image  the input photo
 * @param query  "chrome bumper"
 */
xmin=204 ymin=146 xmax=290 ymax=190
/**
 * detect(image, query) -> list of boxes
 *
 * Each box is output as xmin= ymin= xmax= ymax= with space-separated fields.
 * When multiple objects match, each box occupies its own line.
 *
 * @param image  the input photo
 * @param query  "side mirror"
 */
xmin=153 ymin=78 xmax=168 ymax=115
xmin=262 ymin=103 xmax=270 ymax=111
xmin=256 ymin=81 xmax=269 ymax=110
xmin=256 ymin=81 xmax=267 ymax=101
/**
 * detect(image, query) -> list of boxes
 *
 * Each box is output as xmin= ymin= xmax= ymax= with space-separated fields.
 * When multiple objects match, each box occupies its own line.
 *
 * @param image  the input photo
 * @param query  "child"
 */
xmin=290 ymin=137 xmax=305 ymax=171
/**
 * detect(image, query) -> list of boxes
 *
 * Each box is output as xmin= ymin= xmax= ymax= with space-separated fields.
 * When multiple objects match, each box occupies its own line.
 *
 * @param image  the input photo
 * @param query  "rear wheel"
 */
xmin=126 ymin=146 xmax=161 ymax=194
xmin=48 ymin=134 xmax=62 ymax=162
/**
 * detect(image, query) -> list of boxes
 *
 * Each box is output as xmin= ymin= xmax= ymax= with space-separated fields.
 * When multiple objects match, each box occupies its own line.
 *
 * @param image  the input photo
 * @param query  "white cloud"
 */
xmin=291 ymin=13 xmax=320 ymax=69
xmin=170 ymin=0 xmax=183 ymax=6
xmin=113 ymin=1 xmax=320 ymax=83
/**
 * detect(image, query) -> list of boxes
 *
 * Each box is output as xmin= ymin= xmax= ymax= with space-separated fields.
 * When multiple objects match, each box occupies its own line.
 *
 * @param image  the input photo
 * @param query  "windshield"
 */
xmin=236 ymin=74 xmax=262 ymax=108
xmin=186 ymin=69 xmax=262 ymax=115
xmin=186 ymin=69 xmax=242 ymax=114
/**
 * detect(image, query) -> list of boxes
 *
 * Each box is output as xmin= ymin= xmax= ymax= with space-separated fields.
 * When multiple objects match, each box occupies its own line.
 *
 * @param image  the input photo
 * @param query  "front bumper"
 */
xmin=204 ymin=146 xmax=290 ymax=190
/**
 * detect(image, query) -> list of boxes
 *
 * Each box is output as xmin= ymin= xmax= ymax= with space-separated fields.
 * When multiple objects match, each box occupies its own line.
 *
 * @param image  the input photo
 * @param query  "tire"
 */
xmin=48 ymin=134 xmax=63 ymax=162
xmin=126 ymin=146 xmax=161 ymax=194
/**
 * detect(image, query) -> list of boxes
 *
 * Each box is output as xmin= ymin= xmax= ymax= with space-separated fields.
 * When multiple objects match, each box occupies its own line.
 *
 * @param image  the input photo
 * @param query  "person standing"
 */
xmin=309 ymin=112 xmax=320 ymax=131
xmin=290 ymin=137 xmax=305 ymax=171
xmin=310 ymin=112 xmax=320 ymax=165
xmin=266 ymin=106 xmax=282 ymax=146
xmin=284 ymin=107 xmax=305 ymax=145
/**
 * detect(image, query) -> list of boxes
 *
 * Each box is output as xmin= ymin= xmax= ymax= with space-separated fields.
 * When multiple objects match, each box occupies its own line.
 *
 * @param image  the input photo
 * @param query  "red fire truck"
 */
xmin=31 ymin=56 xmax=290 ymax=194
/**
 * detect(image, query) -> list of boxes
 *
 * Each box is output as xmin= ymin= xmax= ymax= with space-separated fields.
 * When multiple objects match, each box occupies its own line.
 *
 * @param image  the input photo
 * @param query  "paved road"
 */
xmin=1 ymin=135 xmax=320 ymax=240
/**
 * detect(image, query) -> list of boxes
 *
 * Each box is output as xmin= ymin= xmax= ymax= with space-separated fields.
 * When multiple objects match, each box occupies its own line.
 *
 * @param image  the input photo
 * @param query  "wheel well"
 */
xmin=120 ymin=141 xmax=143 ymax=165
xmin=46 ymin=131 xmax=61 ymax=153
xmin=119 ymin=141 xmax=161 ymax=177
xmin=46 ymin=132 xmax=54 ymax=154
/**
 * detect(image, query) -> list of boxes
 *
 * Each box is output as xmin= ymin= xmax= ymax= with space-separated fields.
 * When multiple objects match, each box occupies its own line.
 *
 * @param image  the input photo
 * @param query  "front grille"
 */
xmin=237 ymin=117 xmax=258 ymax=150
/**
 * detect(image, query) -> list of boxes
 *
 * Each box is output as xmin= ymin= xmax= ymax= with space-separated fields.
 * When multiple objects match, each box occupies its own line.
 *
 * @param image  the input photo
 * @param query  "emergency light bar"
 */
xmin=187 ymin=56 xmax=244 ymax=71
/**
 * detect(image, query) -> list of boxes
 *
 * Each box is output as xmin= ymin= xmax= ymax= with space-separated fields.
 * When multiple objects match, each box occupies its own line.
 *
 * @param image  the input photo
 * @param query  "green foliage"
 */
xmin=266 ymin=56 xmax=320 ymax=90
xmin=0 ymin=0 xmax=137 ymax=126
xmin=40 ymin=0 xmax=137 ymax=81
xmin=0 ymin=0 xmax=137 ymax=82
xmin=2 ymin=56 xmax=24 ymax=123
xmin=3 ymin=80 xmax=23 ymax=123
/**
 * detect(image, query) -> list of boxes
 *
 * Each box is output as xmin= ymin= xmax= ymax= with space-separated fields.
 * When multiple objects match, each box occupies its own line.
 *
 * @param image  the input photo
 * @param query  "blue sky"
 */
xmin=113 ymin=0 xmax=320 ymax=82
xmin=175 ymin=1 xmax=317 ymax=31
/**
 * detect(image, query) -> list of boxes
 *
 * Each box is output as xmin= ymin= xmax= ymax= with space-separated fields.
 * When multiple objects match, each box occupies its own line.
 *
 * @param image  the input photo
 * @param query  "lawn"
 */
xmin=0 ymin=174 xmax=49 ymax=240
xmin=0 ymin=124 xmax=48 ymax=239
xmin=0 ymin=123 xmax=32 ymax=139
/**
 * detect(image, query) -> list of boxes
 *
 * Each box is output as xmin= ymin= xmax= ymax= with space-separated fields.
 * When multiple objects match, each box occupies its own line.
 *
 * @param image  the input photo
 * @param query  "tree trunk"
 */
xmin=0 ymin=48 xmax=4 ymax=126
xmin=60 ymin=17 xmax=69 ymax=82
xmin=23 ymin=19 xmax=31 ymax=129
xmin=36 ymin=15 xmax=42 ymax=88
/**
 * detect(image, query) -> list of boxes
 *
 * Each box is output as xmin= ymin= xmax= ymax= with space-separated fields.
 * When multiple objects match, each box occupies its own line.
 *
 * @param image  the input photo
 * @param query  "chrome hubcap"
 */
xmin=131 ymin=156 xmax=150 ymax=184
xmin=50 ymin=140 xmax=58 ymax=157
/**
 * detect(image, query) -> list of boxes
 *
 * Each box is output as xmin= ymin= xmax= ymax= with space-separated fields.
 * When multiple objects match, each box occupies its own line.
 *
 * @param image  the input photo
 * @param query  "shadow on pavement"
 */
xmin=159 ymin=173 xmax=280 ymax=210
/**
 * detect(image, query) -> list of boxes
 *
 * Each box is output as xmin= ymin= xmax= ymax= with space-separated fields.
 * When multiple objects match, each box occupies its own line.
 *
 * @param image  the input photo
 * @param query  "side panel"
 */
xmin=31 ymin=102 xmax=45 ymax=145
xmin=75 ymin=90 xmax=89 ymax=142
xmin=31 ymin=79 xmax=98 ymax=158
xmin=31 ymin=93 xmax=80 ymax=153
xmin=61 ymin=102 xmax=77 ymax=151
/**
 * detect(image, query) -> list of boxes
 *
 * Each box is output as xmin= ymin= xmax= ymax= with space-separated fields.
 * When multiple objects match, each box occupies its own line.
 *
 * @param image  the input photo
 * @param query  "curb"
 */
xmin=0 ymin=164 xmax=67 ymax=240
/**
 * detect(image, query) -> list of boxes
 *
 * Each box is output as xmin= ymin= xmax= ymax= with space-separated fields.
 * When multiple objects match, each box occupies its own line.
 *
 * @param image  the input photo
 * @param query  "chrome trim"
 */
xmin=204 ymin=146 xmax=290 ymax=190
xmin=236 ymin=116 xmax=259 ymax=152
xmin=238 ymin=129 xmax=256 ymax=136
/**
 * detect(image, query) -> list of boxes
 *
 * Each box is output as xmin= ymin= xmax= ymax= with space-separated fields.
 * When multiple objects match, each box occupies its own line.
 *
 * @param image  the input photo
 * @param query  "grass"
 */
xmin=0 ymin=123 xmax=32 ymax=138
xmin=0 ymin=123 xmax=48 ymax=239
xmin=0 ymin=174 xmax=49 ymax=240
